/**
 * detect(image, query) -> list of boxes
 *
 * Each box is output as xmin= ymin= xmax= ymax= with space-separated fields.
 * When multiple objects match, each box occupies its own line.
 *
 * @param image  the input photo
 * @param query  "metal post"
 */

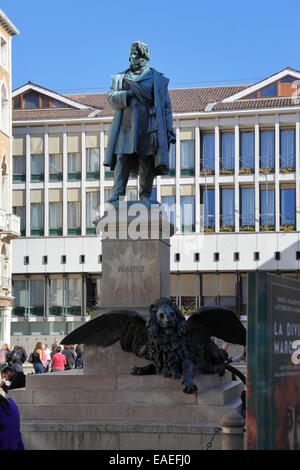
xmin=220 ymin=411 xmax=245 ymax=450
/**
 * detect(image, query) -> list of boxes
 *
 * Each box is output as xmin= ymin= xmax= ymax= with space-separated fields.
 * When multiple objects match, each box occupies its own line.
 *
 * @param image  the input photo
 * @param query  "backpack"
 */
xmin=27 ymin=352 xmax=33 ymax=364
xmin=11 ymin=349 xmax=22 ymax=363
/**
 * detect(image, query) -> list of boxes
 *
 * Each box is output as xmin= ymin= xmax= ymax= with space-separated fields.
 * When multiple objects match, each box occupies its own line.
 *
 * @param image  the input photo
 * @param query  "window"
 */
xmin=65 ymin=276 xmax=82 ymax=315
xmin=68 ymin=201 xmax=81 ymax=234
xmin=167 ymin=144 xmax=175 ymax=175
xmin=13 ymin=92 xmax=68 ymax=110
xmin=68 ymin=133 xmax=81 ymax=180
xmin=260 ymin=130 xmax=275 ymax=172
xmin=181 ymin=140 xmax=195 ymax=175
xmin=13 ymin=136 xmax=26 ymax=182
xmin=280 ymin=187 xmax=295 ymax=230
xmin=49 ymin=134 xmax=63 ymax=180
xmin=280 ymin=129 xmax=295 ymax=172
xmin=220 ymin=188 xmax=235 ymax=231
xmin=12 ymin=278 xmax=28 ymax=316
xmin=49 ymin=276 xmax=64 ymax=315
xmin=221 ymin=133 xmax=235 ymax=174
xmin=180 ymin=195 xmax=195 ymax=232
xmin=201 ymin=134 xmax=215 ymax=175
xmin=13 ymin=206 xmax=25 ymax=236
xmin=24 ymin=92 xmax=39 ymax=109
xmin=31 ymin=203 xmax=44 ymax=236
xmin=30 ymin=135 xmax=44 ymax=181
xmin=260 ymin=83 xmax=277 ymax=98
xmin=161 ymin=195 xmax=176 ymax=227
xmin=86 ymin=148 xmax=100 ymax=178
xmin=30 ymin=278 xmax=44 ymax=316
xmin=240 ymin=131 xmax=254 ymax=173
xmin=214 ymin=252 xmax=220 ymax=262
xmin=0 ymin=36 xmax=8 ymax=69
xmin=175 ymin=253 xmax=180 ymax=262
xmin=254 ymin=252 xmax=260 ymax=261
xmin=275 ymin=252 xmax=281 ymax=261
xmin=260 ymin=188 xmax=275 ymax=230
xmin=201 ymin=188 xmax=215 ymax=231
xmin=49 ymin=202 xmax=63 ymax=235
xmin=240 ymin=187 xmax=255 ymax=230
xmin=86 ymin=191 xmax=99 ymax=234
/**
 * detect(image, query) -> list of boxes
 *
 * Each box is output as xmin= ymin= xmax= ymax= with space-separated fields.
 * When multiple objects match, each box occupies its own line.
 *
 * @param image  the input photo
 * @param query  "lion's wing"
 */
xmin=186 ymin=306 xmax=246 ymax=345
xmin=61 ymin=310 xmax=148 ymax=358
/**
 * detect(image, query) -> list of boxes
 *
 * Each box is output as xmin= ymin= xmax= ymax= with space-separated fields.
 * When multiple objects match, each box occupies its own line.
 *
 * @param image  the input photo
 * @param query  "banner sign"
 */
xmin=247 ymin=273 xmax=300 ymax=450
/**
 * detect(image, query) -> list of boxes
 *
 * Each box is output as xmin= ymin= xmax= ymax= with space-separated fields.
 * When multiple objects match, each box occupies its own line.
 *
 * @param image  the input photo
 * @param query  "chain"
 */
xmin=206 ymin=427 xmax=221 ymax=450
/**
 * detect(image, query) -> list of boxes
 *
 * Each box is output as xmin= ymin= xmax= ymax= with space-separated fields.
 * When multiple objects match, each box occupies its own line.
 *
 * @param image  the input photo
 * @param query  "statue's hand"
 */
xmin=167 ymin=129 xmax=176 ymax=144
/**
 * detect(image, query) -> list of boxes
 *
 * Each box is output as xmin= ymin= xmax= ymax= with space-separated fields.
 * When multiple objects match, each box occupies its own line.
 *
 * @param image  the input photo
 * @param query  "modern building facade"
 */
xmin=8 ymin=66 xmax=300 ymax=345
xmin=0 ymin=10 xmax=19 ymax=345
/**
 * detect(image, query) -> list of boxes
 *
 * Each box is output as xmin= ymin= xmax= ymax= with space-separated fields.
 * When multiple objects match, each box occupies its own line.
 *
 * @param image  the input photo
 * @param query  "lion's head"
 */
xmin=147 ymin=298 xmax=186 ymax=339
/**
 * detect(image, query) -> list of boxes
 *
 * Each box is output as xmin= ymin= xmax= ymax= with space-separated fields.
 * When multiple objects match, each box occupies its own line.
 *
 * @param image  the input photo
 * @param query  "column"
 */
xmin=81 ymin=127 xmax=86 ymax=236
xmin=25 ymin=131 xmax=30 ymax=236
xmin=254 ymin=118 xmax=260 ymax=232
xmin=195 ymin=121 xmax=200 ymax=232
xmin=99 ymin=126 xmax=105 ymax=217
xmin=44 ymin=130 xmax=49 ymax=237
xmin=0 ymin=307 xmax=12 ymax=346
xmin=215 ymin=120 xmax=220 ymax=232
xmin=275 ymin=117 xmax=280 ymax=231
xmin=63 ymin=128 xmax=68 ymax=236
xmin=234 ymin=119 xmax=240 ymax=231
xmin=175 ymin=121 xmax=181 ymax=232
xmin=296 ymin=115 xmax=300 ymax=231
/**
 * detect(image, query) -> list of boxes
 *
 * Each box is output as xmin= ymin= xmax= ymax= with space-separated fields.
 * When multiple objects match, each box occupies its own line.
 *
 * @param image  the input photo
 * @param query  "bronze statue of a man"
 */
xmin=104 ymin=41 xmax=176 ymax=202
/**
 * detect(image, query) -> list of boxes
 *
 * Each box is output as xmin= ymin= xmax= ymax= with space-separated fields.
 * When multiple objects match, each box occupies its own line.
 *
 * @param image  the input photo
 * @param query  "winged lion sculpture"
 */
xmin=61 ymin=297 xmax=246 ymax=394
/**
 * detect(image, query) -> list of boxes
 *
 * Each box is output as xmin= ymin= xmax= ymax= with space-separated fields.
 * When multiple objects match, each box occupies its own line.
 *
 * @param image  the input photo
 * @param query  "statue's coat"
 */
xmin=104 ymin=68 xmax=174 ymax=175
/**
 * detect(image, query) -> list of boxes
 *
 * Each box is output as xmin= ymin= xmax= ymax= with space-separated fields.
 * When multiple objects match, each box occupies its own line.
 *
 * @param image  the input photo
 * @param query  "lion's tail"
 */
xmin=224 ymin=363 xmax=246 ymax=384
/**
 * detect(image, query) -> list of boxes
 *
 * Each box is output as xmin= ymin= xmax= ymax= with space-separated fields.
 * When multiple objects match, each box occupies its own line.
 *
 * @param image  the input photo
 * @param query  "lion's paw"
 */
xmin=182 ymin=382 xmax=198 ymax=394
xmin=131 ymin=367 xmax=143 ymax=376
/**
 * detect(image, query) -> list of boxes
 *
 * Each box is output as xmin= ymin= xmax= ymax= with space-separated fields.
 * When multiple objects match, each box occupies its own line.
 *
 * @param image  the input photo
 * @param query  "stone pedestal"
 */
xmin=96 ymin=201 xmax=174 ymax=313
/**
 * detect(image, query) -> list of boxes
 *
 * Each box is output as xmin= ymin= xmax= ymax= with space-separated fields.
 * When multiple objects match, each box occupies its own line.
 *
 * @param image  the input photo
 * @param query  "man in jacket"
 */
xmin=104 ymin=41 xmax=175 ymax=202
xmin=0 ymin=366 xmax=26 ymax=393
xmin=6 ymin=346 xmax=27 ymax=374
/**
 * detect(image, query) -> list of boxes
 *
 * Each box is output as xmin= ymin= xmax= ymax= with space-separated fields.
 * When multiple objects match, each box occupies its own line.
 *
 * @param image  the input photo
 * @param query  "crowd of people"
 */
xmin=0 ymin=341 xmax=84 ymax=449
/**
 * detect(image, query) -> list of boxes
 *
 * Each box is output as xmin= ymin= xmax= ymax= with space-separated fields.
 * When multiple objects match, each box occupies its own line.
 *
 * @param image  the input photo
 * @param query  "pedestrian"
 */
xmin=0 ymin=344 xmax=10 ymax=371
xmin=220 ymin=343 xmax=231 ymax=362
xmin=0 ymin=366 xmax=26 ymax=393
xmin=6 ymin=345 xmax=27 ymax=374
xmin=31 ymin=342 xmax=45 ymax=374
xmin=41 ymin=344 xmax=48 ymax=372
xmin=0 ymin=394 xmax=24 ymax=450
xmin=44 ymin=344 xmax=51 ymax=372
xmin=62 ymin=345 xmax=77 ymax=370
xmin=75 ymin=344 xmax=84 ymax=369
xmin=51 ymin=347 xmax=66 ymax=372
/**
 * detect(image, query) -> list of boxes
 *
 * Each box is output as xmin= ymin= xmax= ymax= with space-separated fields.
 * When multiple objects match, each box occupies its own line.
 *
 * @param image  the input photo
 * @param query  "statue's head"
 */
xmin=129 ymin=41 xmax=151 ymax=71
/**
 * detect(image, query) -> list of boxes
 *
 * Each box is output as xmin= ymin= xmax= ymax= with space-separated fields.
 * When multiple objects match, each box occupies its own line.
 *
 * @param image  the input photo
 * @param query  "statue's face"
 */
xmin=156 ymin=304 xmax=177 ymax=333
xmin=129 ymin=45 xmax=147 ymax=71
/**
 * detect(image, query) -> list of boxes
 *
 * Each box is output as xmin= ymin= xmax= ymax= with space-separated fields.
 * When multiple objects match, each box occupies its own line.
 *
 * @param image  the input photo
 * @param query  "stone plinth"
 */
xmin=9 ymin=345 xmax=243 ymax=450
xmin=96 ymin=201 xmax=175 ymax=312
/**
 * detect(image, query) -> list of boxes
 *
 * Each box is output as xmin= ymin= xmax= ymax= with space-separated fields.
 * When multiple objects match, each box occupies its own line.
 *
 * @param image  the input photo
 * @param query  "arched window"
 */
xmin=1 ymin=82 xmax=9 ymax=133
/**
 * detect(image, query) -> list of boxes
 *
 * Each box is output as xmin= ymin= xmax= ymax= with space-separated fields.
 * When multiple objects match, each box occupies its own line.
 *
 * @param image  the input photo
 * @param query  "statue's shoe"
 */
xmin=107 ymin=195 xmax=119 ymax=202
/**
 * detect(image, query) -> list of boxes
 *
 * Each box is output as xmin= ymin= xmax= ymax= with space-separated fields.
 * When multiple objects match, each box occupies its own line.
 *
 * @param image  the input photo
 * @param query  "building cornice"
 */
xmin=0 ymin=10 xmax=19 ymax=36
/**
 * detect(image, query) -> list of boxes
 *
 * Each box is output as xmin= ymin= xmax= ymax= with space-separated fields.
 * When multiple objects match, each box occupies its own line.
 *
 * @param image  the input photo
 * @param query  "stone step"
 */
xmin=16 ymin=398 xmax=242 ymax=423
xmin=10 ymin=380 xmax=243 ymax=407
xmin=19 ymin=418 xmax=224 ymax=450
xmin=25 ymin=370 xmax=232 ymax=391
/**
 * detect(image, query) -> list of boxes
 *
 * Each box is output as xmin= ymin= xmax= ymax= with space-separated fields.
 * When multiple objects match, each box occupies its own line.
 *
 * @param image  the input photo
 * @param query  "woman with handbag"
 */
xmin=31 ymin=342 xmax=44 ymax=374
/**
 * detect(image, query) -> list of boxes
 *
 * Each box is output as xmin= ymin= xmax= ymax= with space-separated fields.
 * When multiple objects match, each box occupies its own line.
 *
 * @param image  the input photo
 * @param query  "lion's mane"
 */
xmin=145 ymin=298 xmax=189 ymax=377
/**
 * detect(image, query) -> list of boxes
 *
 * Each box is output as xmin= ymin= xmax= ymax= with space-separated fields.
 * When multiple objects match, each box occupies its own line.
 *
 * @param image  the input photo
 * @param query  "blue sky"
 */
xmin=2 ymin=0 xmax=300 ymax=93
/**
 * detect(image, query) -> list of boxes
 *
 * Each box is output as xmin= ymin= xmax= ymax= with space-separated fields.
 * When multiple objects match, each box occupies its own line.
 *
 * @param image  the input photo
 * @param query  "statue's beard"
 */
xmin=130 ymin=58 xmax=148 ymax=73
